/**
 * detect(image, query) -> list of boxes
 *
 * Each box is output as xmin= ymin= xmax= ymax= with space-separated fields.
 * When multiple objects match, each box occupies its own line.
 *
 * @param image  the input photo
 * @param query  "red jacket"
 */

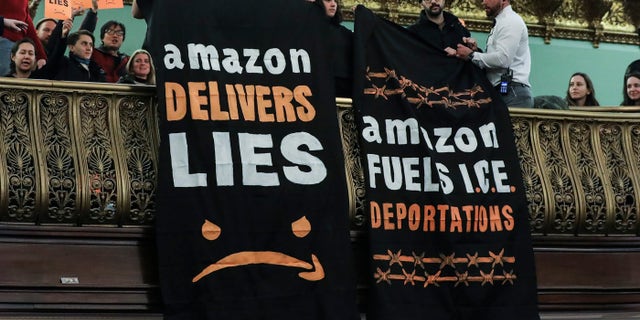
xmin=0 ymin=0 xmax=47 ymax=60
xmin=91 ymin=46 xmax=129 ymax=83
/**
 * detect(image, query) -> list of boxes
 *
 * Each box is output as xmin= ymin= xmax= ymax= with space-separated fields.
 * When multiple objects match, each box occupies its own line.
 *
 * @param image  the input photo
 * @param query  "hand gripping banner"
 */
xmin=352 ymin=6 xmax=540 ymax=320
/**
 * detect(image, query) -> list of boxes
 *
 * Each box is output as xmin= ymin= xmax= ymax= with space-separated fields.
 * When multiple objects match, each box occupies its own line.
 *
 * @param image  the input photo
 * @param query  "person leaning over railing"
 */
xmin=622 ymin=71 xmax=640 ymax=106
xmin=116 ymin=49 xmax=155 ymax=85
xmin=565 ymin=72 xmax=600 ymax=107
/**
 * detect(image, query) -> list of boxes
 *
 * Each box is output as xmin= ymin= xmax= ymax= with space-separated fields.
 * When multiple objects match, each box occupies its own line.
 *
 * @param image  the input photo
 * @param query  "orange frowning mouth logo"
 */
xmin=192 ymin=216 xmax=325 ymax=283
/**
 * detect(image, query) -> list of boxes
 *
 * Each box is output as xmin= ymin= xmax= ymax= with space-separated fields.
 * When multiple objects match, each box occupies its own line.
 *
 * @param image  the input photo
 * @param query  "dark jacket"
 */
xmin=407 ymin=10 xmax=470 ymax=51
xmin=330 ymin=23 xmax=353 ymax=98
xmin=117 ymin=73 xmax=151 ymax=85
xmin=43 ymin=20 xmax=66 ymax=58
xmin=53 ymin=54 xmax=106 ymax=82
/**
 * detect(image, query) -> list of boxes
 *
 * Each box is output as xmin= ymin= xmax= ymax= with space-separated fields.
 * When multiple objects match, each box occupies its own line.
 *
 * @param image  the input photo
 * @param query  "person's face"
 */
xmin=482 ymin=0 xmax=503 ymax=18
xmin=102 ymin=25 xmax=124 ymax=50
xmin=322 ymin=0 xmax=338 ymax=18
xmin=69 ymin=34 xmax=94 ymax=60
xmin=37 ymin=20 xmax=57 ymax=45
xmin=568 ymin=75 xmax=590 ymax=101
xmin=626 ymin=76 xmax=640 ymax=102
xmin=11 ymin=42 xmax=36 ymax=76
xmin=422 ymin=0 xmax=444 ymax=17
xmin=131 ymin=52 xmax=151 ymax=78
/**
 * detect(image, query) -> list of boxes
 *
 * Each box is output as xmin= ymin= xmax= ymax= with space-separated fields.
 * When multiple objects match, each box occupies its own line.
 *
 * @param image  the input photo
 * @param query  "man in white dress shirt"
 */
xmin=453 ymin=0 xmax=533 ymax=108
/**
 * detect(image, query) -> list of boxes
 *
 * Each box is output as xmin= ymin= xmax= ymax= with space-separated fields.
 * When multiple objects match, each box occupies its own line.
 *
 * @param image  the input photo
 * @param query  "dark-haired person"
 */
xmin=117 ymin=49 xmax=155 ymax=85
xmin=622 ymin=71 xmax=640 ymax=106
xmin=5 ymin=36 xmax=65 ymax=79
xmin=80 ymin=0 xmax=130 ymax=83
xmin=565 ymin=72 xmax=600 ymax=107
xmin=0 ymin=0 xmax=47 ymax=76
xmin=311 ymin=0 xmax=353 ymax=97
xmin=53 ymin=30 xmax=105 ymax=82
xmin=408 ymin=0 xmax=471 ymax=56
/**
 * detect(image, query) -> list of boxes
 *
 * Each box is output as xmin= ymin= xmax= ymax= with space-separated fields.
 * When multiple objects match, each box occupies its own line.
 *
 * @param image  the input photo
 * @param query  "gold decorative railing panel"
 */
xmin=0 ymin=79 xmax=157 ymax=227
xmin=342 ymin=0 xmax=640 ymax=47
xmin=1 ymin=79 xmax=639 ymax=237
xmin=338 ymin=101 xmax=640 ymax=236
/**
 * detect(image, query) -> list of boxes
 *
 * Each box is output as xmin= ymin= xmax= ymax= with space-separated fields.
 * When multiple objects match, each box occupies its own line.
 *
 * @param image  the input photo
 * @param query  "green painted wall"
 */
xmin=35 ymin=8 xmax=640 ymax=106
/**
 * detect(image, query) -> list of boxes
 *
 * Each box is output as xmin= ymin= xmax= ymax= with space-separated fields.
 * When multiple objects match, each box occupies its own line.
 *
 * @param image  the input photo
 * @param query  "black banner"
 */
xmin=352 ymin=6 xmax=539 ymax=320
xmin=151 ymin=1 xmax=358 ymax=319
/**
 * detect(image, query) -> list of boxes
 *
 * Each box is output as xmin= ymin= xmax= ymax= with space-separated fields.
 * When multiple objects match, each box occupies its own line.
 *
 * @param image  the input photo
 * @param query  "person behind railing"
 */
xmin=622 ymin=71 xmax=640 ymax=106
xmin=79 ymin=0 xmax=130 ymax=83
xmin=565 ymin=72 xmax=600 ymax=107
xmin=0 ymin=0 xmax=48 ymax=76
xmin=4 ymin=36 xmax=64 ymax=79
xmin=311 ymin=0 xmax=353 ymax=98
xmin=52 ymin=30 xmax=106 ymax=82
xmin=408 ymin=0 xmax=471 ymax=57
xmin=116 ymin=49 xmax=155 ymax=85
xmin=35 ymin=8 xmax=83 ymax=57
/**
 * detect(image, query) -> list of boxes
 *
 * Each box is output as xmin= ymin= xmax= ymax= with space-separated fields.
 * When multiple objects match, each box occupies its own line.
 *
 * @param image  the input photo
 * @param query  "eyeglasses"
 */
xmin=106 ymin=29 xmax=124 ymax=36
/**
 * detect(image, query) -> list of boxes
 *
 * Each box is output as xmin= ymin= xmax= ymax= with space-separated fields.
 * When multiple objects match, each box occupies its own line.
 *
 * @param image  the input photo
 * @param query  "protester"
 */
xmin=453 ymin=0 xmax=533 ymax=108
xmin=36 ymin=8 xmax=83 ymax=57
xmin=6 ymin=37 xmax=38 ymax=78
xmin=622 ymin=71 xmax=640 ymax=106
xmin=35 ymin=18 xmax=57 ymax=47
xmin=408 ymin=0 xmax=470 ymax=56
xmin=53 ymin=30 xmax=106 ymax=82
xmin=117 ymin=49 xmax=155 ymax=85
xmin=5 ymin=35 xmax=66 ymax=79
xmin=0 ymin=0 xmax=48 ymax=76
xmin=565 ymin=72 xmax=600 ymax=107
xmin=80 ymin=0 xmax=130 ymax=83
xmin=312 ymin=0 xmax=353 ymax=97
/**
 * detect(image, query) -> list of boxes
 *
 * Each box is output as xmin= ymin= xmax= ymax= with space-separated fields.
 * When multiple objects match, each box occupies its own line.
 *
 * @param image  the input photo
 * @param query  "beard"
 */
xmin=485 ymin=4 xmax=499 ymax=18
xmin=427 ymin=5 xmax=442 ymax=17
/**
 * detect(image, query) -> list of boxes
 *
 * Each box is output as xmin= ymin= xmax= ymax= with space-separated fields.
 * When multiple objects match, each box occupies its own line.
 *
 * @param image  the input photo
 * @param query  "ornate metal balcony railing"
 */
xmin=0 ymin=78 xmax=158 ymax=227
xmin=1 ymin=78 xmax=639 ymax=238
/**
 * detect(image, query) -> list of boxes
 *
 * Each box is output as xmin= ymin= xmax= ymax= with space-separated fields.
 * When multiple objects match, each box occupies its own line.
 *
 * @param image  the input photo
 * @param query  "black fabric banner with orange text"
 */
xmin=352 ymin=6 xmax=540 ymax=320
xmin=150 ymin=1 xmax=358 ymax=319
